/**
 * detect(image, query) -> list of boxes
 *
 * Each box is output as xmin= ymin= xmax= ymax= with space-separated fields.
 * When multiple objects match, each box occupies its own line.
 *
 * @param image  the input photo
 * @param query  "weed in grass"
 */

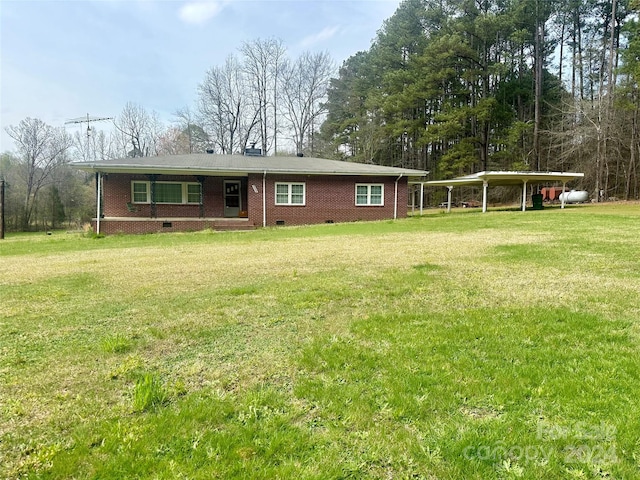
xmin=108 ymin=354 xmax=143 ymax=380
xmin=227 ymin=285 xmax=260 ymax=296
xmin=132 ymin=373 xmax=169 ymax=412
xmin=412 ymin=262 xmax=441 ymax=272
xmin=147 ymin=326 xmax=167 ymax=339
xmin=100 ymin=334 xmax=133 ymax=354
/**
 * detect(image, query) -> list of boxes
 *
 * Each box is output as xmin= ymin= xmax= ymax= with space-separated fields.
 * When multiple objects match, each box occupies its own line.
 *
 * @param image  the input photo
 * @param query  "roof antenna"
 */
xmin=65 ymin=113 xmax=114 ymax=161
xmin=65 ymin=113 xmax=114 ymax=138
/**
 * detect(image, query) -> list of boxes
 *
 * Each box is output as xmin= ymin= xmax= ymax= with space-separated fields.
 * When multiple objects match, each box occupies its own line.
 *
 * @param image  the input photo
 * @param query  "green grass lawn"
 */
xmin=2 ymin=203 xmax=640 ymax=479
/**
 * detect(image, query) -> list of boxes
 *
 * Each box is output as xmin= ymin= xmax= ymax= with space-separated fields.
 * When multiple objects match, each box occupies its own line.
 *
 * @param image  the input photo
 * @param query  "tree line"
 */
xmin=320 ymin=0 xmax=639 ymax=203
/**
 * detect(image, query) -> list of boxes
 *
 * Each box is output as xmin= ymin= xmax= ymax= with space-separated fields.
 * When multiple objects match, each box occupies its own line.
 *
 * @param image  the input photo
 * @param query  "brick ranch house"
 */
xmin=71 ymin=153 xmax=428 ymax=234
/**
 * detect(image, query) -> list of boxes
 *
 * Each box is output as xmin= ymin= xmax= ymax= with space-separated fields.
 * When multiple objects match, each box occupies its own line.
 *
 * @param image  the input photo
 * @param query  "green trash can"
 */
xmin=531 ymin=193 xmax=544 ymax=210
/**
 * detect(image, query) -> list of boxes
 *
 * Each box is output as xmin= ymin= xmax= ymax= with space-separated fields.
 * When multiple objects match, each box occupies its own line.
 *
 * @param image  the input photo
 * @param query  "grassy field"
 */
xmin=1 ymin=203 xmax=640 ymax=479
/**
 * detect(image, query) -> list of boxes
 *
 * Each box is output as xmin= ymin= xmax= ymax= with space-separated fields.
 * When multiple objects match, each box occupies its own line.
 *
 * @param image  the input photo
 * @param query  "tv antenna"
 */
xmin=65 ymin=113 xmax=114 ymax=137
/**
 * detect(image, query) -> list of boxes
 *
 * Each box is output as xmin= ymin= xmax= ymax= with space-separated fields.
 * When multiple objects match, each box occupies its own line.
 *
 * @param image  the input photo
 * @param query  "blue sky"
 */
xmin=0 ymin=0 xmax=401 ymax=151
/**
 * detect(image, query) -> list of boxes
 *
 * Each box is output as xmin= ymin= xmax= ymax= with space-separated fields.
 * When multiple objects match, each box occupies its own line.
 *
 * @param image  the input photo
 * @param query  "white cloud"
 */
xmin=178 ymin=1 xmax=225 ymax=25
xmin=300 ymin=25 xmax=339 ymax=48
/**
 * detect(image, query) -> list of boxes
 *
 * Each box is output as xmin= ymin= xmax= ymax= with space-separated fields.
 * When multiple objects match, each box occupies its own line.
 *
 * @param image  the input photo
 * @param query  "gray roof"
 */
xmin=71 ymin=154 xmax=428 ymax=178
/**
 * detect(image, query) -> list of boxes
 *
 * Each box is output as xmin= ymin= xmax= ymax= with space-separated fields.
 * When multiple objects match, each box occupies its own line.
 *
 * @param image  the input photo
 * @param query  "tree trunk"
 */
xmin=626 ymin=98 xmax=638 ymax=200
xmin=533 ymin=1 xmax=544 ymax=171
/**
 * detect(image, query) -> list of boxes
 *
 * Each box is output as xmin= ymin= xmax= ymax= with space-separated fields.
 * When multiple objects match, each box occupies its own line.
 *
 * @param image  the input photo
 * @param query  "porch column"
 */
xmin=447 ymin=186 xmax=453 ymax=213
xmin=420 ymin=182 xmax=424 ymax=215
xmin=521 ymin=180 xmax=528 ymax=212
xmin=561 ymin=182 xmax=567 ymax=209
xmin=196 ymin=176 xmax=205 ymax=218
xmin=96 ymin=172 xmax=102 ymax=234
xmin=148 ymin=174 xmax=157 ymax=218
xmin=482 ymin=181 xmax=489 ymax=213
xmin=262 ymin=170 xmax=267 ymax=227
xmin=394 ymin=174 xmax=402 ymax=220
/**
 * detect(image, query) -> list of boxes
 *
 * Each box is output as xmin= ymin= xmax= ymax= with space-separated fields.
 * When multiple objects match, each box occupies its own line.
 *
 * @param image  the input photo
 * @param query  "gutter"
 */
xmin=394 ymin=174 xmax=403 ymax=219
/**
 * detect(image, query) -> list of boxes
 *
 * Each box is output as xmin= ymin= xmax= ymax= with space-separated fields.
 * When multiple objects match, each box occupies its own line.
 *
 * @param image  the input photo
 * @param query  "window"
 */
xmin=131 ymin=181 xmax=201 ymax=204
xmin=187 ymin=184 xmax=201 ymax=204
xmin=132 ymin=182 xmax=149 ymax=203
xmin=356 ymin=184 xmax=384 ymax=206
xmin=156 ymin=183 xmax=183 ymax=203
xmin=275 ymin=182 xmax=305 ymax=205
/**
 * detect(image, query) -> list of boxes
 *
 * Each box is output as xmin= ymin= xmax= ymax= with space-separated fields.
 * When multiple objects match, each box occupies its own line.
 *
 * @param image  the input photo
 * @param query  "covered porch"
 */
xmin=94 ymin=172 xmax=253 ymax=234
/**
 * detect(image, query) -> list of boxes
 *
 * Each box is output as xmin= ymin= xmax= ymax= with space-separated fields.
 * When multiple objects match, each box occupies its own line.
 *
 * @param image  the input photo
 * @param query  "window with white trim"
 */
xmin=131 ymin=181 xmax=201 ymax=204
xmin=275 ymin=182 xmax=305 ymax=205
xmin=187 ymin=184 xmax=201 ymax=203
xmin=355 ymin=184 xmax=384 ymax=206
xmin=132 ymin=181 xmax=149 ymax=203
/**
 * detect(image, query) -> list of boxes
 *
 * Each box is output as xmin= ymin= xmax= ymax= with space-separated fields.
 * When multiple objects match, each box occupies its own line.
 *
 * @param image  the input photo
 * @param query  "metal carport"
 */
xmin=424 ymin=171 xmax=585 ymax=213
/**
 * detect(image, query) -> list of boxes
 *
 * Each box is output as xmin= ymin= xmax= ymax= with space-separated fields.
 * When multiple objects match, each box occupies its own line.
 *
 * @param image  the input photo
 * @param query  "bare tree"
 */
xmin=70 ymin=127 xmax=117 ymax=163
xmin=280 ymin=51 xmax=335 ymax=155
xmin=5 ymin=117 xmax=72 ymax=230
xmin=198 ymin=55 xmax=260 ymax=154
xmin=175 ymin=107 xmax=194 ymax=154
xmin=173 ymin=106 xmax=210 ymax=154
xmin=156 ymin=126 xmax=189 ymax=156
xmin=113 ymin=102 xmax=163 ymax=157
xmin=241 ymin=38 xmax=287 ymax=155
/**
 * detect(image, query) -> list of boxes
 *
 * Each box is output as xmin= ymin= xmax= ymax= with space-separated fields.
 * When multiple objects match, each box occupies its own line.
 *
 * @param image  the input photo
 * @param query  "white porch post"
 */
xmin=561 ymin=181 xmax=567 ymax=209
xmin=420 ymin=183 xmax=424 ymax=215
xmin=262 ymin=171 xmax=267 ymax=227
xmin=447 ymin=186 xmax=453 ymax=213
xmin=521 ymin=180 xmax=528 ymax=212
xmin=96 ymin=172 xmax=101 ymax=235
xmin=482 ymin=181 xmax=488 ymax=213
xmin=394 ymin=174 xmax=402 ymax=220
xmin=411 ymin=185 xmax=415 ymax=214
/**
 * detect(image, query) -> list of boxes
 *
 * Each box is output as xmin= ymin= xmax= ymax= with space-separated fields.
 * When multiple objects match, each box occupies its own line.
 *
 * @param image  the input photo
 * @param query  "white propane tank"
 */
xmin=559 ymin=190 xmax=589 ymax=203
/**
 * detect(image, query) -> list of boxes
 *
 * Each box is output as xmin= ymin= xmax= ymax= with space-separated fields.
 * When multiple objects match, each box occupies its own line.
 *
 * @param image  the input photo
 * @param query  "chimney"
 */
xmin=244 ymin=146 xmax=262 ymax=156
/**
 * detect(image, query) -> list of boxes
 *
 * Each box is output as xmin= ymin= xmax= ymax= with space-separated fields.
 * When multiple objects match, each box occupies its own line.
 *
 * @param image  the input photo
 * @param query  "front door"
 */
xmin=224 ymin=180 xmax=241 ymax=217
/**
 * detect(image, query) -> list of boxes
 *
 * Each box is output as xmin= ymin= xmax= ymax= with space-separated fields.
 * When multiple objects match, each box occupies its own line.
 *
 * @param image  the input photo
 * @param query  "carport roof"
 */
xmin=425 ymin=171 xmax=584 ymax=187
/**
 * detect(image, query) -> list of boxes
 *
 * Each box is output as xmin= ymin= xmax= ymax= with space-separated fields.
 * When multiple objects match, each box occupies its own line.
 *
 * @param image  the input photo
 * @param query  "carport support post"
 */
xmin=420 ymin=183 xmax=424 ymax=215
xmin=447 ymin=186 xmax=453 ymax=213
xmin=521 ymin=180 xmax=528 ymax=212
xmin=561 ymin=181 xmax=567 ymax=209
xmin=482 ymin=181 xmax=488 ymax=213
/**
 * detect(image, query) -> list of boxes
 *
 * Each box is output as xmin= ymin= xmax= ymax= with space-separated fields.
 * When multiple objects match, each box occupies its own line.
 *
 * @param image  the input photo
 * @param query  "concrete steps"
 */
xmin=212 ymin=219 xmax=256 ymax=231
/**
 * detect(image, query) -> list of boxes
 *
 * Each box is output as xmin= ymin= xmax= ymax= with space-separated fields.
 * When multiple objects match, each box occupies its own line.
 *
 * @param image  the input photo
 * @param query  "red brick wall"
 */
xmin=95 ymin=219 xmax=217 ymax=235
xmin=97 ymin=173 xmax=409 ymax=233
xmin=247 ymin=173 xmax=408 ymax=227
